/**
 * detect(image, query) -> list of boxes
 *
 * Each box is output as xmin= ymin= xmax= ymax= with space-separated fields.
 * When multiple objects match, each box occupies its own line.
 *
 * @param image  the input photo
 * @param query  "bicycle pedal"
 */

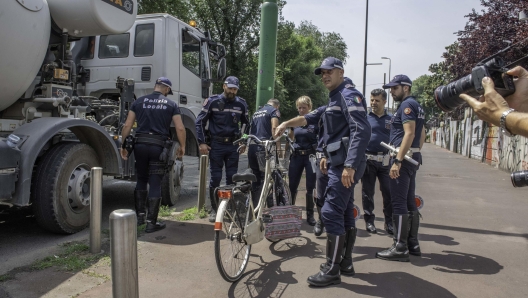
xmin=262 ymin=214 xmax=273 ymax=223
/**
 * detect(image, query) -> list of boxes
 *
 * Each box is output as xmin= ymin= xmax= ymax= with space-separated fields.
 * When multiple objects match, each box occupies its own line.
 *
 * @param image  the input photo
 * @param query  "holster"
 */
xmin=324 ymin=137 xmax=349 ymax=167
xmin=124 ymin=135 xmax=135 ymax=158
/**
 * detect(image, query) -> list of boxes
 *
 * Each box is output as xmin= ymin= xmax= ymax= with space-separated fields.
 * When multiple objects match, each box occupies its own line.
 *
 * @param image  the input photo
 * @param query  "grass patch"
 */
xmin=31 ymin=242 xmax=105 ymax=272
xmin=158 ymin=205 xmax=172 ymax=217
xmin=0 ymin=273 xmax=14 ymax=282
xmin=176 ymin=206 xmax=208 ymax=221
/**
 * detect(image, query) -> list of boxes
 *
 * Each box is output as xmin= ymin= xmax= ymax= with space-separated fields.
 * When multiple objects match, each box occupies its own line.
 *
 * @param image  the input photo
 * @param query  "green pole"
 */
xmin=256 ymin=0 xmax=279 ymax=109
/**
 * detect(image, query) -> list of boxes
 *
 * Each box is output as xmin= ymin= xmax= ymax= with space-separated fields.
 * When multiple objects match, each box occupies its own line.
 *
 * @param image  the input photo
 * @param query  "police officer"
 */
xmin=376 ymin=75 xmax=425 ymax=262
xmin=306 ymin=57 xmax=371 ymax=287
xmin=248 ymin=98 xmax=280 ymax=205
xmin=276 ymin=77 xmax=356 ymax=236
xmin=288 ymin=96 xmax=318 ymax=226
xmin=195 ymin=76 xmax=250 ymax=222
xmin=120 ymin=77 xmax=186 ymax=233
xmin=361 ymin=89 xmax=393 ymax=235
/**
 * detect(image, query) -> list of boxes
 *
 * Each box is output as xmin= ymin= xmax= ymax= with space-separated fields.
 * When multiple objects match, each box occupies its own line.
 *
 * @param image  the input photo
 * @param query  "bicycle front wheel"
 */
xmin=214 ymin=198 xmax=252 ymax=282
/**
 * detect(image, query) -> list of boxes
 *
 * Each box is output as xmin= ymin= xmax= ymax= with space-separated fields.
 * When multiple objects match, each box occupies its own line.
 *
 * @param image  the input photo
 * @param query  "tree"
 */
xmin=445 ymin=0 xmax=528 ymax=79
xmin=296 ymin=21 xmax=349 ymax=63
xmin=138 ymin=0 xmax=190 ymax=20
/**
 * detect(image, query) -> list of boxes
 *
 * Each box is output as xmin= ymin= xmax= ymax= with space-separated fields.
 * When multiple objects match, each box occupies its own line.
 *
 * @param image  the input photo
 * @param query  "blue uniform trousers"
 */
xmin=209 ymin=141 xmax=239 ymax=189
xmin=321 ymin=160 xmax=366 ymax=235
xmin=361 ymin=160 xmax=392 ymax=225
xmin=288 ymin=154 xmax=316 ymax=203
xmin=390 ymin=153 xmax=421 ymax=215
xmin=315 ymin=158 xmax=329 ymax=208
xmin=134 ymin=143 xmax=164 ymax=197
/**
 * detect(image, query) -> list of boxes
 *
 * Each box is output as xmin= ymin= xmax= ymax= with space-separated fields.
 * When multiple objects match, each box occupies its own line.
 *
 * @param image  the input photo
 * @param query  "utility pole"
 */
xmin=362 ymin=0 xmax=369 ymax=96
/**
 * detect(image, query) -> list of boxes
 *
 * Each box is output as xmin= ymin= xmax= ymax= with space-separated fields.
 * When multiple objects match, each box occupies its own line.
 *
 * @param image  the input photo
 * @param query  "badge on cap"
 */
xmin=404 ymin=107 xmax=411 ymax=115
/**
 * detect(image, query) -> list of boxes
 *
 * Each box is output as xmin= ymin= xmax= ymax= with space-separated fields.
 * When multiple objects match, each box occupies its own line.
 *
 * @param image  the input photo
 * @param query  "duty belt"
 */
xmin=213 ymin=136 xmax=237 ymax=143
xmin=366 ymin=154 xmax=386 ymax=162
xmin=295 ymin=149 xmax=315 ymax=156
xmin=135 ymin=133 xmax=170 ymax=148
xmin=316 ymin=152 xmax=325 ymax=159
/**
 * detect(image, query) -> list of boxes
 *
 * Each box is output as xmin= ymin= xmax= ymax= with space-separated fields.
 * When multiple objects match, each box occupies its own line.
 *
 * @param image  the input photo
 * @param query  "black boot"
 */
xmin=308 ymin=233 xmax=345 ymax=287
xmin=291 ymin=190 xmax=297 ymax=206
xmin=339 ymin=227 xmax=357 ymax=276
xmin=145 ymin=197 xmax=166 ymax=233
xmin=408 ymin=211 xmax=421 ymax=256
xmin=134 ymin=190 xmax=148 ymax=226
xmin=306 ymin=193 xmax=316 ymax=226
xmin=313 ymin=205 xmax=325 ymax=236
xmin=375 ymin=214 xmax=410 ymax=262
xmin=209 ymin=188 xmax=217 ymax=223
xmin=384 ymin=222 xmax=394 ymax=235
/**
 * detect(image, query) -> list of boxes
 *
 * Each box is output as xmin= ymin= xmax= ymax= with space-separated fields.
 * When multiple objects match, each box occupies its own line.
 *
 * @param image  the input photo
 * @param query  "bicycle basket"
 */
xmin=263 ymin=205 xmax=302 ymax=240
xmin=276 ymin=146 xmax=291 ymax=171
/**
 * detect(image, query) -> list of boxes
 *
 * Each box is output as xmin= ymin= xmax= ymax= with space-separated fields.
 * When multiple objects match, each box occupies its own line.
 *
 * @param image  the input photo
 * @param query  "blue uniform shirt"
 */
xmin=249 ymin=104 xmax=280 ymax=140
xmin=366 ymin=110 xmax=392 ymax=153
xmin=195 ymin=94 xmax=250 ymax=144
xmin=389 ymin=96 xmax=425 ymax=148
xmin=131 ymin=91 xmax=181 ymax=138
xmin=305 ymin=105 xmax=326 ymax=152
xmin=321 ymin=81 xmax=371 ymax=169
xmin=293 ymin=124 xmax=318 ymax=150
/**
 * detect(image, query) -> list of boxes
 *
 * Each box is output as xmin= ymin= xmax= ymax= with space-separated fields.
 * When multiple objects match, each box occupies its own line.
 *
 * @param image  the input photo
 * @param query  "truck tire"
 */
xmin=32 ymin=143 xmax=100 ymax=234
xmin=161 ymin=142 xmax=183 ymax=206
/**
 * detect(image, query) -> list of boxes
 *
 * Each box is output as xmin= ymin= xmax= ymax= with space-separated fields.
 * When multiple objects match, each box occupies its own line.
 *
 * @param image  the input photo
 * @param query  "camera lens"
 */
xmin=434 ymin=74 xmax=479 ymax=112
xmin=511 ymin=171 xmax=528 ymax=188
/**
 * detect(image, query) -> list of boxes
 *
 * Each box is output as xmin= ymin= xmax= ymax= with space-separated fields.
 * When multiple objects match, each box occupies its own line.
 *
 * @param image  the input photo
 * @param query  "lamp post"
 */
xmin=381 ymin=57 xmax=391 ymax=110
xmin=362 ymin=0 xmax=369 ymax=96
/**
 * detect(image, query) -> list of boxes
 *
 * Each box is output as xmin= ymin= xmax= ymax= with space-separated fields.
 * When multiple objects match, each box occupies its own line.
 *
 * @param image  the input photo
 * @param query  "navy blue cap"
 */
xmin=224 ymin=76 xmax=240 ymax=89
xmin=156 ymin=77 xmax=173 ymax=95
xmin=314 ymin=57 xmax=344 ymax=75
xmin=383 ymin=74 xmax=412 ymax=89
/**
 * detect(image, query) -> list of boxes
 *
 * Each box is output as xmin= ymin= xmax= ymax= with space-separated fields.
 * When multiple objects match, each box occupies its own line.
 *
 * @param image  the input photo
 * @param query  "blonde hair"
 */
xmin=296 ymin=96 xmax=312 ymax=110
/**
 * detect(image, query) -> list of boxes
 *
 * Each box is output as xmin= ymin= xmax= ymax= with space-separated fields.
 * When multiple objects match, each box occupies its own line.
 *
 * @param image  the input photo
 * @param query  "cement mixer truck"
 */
xmin=0 ymin=0 xmax=227 ymax=234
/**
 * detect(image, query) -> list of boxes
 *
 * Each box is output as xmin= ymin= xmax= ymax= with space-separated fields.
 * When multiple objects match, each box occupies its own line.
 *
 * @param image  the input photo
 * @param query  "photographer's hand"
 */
xmin=505 ymin=66 xmax=528 ymax=113
xmin=459 ymin=77 xmax=509 ymax=126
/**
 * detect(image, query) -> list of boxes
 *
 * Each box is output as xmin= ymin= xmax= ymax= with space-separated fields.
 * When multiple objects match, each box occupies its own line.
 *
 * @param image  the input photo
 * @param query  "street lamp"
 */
xmin=381 ymin=57 xmax=391 ymax=110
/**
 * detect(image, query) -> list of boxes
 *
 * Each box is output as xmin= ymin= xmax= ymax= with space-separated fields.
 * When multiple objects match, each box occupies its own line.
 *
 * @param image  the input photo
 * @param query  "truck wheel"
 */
xmin=32 ymin=143 xmax=100 ymax=234
xmin=161 ymin=142 xmax=183 ymax=206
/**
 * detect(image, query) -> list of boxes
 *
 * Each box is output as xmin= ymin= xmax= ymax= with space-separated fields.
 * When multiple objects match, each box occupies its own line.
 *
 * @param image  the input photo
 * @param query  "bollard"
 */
xmin=110 ymin=209 xmax=138 ymax=298
xmin=90 ymin=167 xmax=103 ymax=254
xmin=197 ymin=155 xmax=209 ymax=210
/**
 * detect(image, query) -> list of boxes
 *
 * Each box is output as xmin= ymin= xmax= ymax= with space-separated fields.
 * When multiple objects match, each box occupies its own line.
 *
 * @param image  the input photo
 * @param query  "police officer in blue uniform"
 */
xmin=195 ymin=76 xmax=250 ymax=222
xmin=120 ymin=77 xmax=186 ymax=233
xmin=248 ymin=98 xmax=280 ymax=205
xmin=361 ymin=88 xmax=393 ymax=235
xmin=376 ymin=75 xmax=425 ymax=262
xmin=306 ymin=58 xmax=371 ymax=287
xmin=288 ymin=96 xmax=318 ymax=226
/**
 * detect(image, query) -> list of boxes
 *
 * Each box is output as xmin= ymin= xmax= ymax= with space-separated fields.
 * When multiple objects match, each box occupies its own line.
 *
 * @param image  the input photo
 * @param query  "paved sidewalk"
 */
xmin=2 ymin=143 xmax=528 ymax=297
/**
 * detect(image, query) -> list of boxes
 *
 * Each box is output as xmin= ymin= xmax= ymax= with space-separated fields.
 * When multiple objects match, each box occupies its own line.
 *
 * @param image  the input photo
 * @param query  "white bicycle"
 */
xmin=213 ymin=133 xmax=300 ymax=282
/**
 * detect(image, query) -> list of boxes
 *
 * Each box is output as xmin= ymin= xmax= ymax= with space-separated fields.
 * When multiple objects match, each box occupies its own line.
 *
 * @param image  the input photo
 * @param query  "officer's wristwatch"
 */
xmin=394 ymin=158 xmax=403 ymax=166
xmin=344 ymin=164 xmax=355 ymax=170
xmin=500 ymin=108 xmax=516 ymax=137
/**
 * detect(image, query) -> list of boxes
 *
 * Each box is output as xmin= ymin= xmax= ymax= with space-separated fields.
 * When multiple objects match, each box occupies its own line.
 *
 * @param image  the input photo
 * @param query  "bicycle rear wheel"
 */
xmin=214 ymin=197 xmax=252 ymax=282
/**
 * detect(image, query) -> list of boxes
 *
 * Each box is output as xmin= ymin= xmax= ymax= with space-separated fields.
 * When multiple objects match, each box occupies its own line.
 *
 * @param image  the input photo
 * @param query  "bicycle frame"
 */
xmin=214 ymin=135 xmax=289 ymax=246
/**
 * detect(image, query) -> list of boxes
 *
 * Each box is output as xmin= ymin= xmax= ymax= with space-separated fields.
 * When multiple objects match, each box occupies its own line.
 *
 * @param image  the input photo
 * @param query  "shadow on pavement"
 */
xmin=419 ymin=233 xmax=459 ymax=246
xmin=411 ymin=250 xmax=504 ymax=275
xmin=228 ymin=237 xmax=323 ymax=298
xmin=137 ymin=221 xmax=214 ymax=246
xmin=338 ymin=272 xmax=457 ymax=298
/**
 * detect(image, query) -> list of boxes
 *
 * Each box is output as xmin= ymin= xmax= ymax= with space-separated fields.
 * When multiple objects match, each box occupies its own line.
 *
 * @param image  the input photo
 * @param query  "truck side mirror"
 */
xmin=217 ymin=45 xmax=226 ymax=59
xmin=217 ymin=58 xmax=226 ymax=81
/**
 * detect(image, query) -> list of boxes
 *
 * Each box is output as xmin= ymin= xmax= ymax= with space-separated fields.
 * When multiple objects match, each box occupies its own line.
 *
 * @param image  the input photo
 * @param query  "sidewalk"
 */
xmin=2 ymin=143 xmax=527 ymax=297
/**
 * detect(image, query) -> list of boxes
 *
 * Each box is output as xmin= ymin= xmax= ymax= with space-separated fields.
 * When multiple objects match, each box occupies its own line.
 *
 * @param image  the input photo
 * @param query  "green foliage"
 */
xmin=158 ymin=205 xmax=172 ymax=217
xmin=176 ymin=206 xmax=207 ymax=220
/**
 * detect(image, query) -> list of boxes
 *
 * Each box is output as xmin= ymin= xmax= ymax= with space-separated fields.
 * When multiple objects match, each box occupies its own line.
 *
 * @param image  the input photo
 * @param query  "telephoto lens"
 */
xmin=511 ymin=171 xmax=528 ymax=188
xmin=434 ymin=74 xmax=480 ymax=112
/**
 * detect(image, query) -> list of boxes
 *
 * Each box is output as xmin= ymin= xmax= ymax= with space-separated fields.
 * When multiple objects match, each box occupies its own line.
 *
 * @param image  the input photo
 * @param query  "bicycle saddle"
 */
xmin=232 ymin=169 xmax=256 ymax=182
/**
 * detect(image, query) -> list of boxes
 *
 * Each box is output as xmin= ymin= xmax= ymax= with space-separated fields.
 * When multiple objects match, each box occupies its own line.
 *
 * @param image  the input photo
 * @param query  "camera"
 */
xmin=511 ymin=170 xmax=528 ymax=188
xmin=434 ymin=57 xmax=516 ymax=112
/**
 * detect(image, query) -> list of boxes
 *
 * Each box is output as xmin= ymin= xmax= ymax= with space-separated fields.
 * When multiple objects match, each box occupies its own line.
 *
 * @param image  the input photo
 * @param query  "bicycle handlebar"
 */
xmin=233 ymin=131 xmax=291 ymax=146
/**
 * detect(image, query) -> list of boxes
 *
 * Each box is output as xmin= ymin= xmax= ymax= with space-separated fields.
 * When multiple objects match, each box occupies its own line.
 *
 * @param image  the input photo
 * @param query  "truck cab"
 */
xmin=78 ymin=13 xmax=226 ymax=156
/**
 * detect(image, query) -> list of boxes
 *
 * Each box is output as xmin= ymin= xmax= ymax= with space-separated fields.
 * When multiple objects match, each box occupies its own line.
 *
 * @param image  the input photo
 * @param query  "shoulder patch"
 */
xmin=345 ymin=84 xmax=353 ymax=89
xmin=404 ymin=107 xmax=411 ymax=115
xmin=353 ymin=96 xmax=362 ymax=103
xmin=276 ymin=110 xmax=281 ymax=118
xmin=202 ymin=98 xmax=209 ymax=106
